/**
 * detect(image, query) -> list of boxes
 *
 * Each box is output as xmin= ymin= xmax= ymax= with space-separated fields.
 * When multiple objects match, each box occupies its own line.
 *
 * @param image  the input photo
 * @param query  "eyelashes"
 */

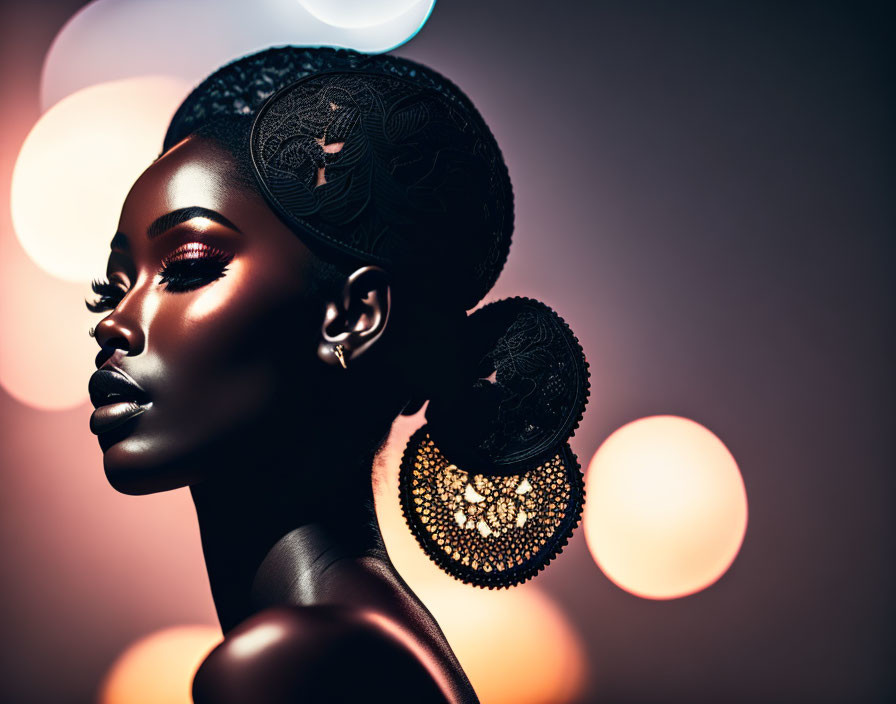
xmin=158 ymin=243 xmax=232 ymax=293
xmin=86 ymin=278 xmax=127 ymax=313
xmin=86 ymin=243 xmax=234 ymax=312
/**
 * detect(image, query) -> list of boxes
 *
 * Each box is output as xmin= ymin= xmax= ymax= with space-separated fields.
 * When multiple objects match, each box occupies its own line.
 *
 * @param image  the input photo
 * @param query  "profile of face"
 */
xmin=89 ymin=137 xmax=387 ymax=495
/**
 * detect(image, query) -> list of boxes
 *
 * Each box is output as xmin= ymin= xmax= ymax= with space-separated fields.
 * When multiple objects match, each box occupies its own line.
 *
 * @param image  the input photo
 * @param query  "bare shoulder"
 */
xmin=192 ymin=604 xmax=456 ymax=704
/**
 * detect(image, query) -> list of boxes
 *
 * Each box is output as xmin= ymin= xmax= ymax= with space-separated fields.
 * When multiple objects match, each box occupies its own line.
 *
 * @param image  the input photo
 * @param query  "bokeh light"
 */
xmin=41 ymin=0 xmax=437 ymax=111
xmin=584 ymin=415 xmax=748 ymax=599
xmin=98 ymin=625 xmax=221 ymax=704
xmin=10 ymin=75 xmax=190 ymax=283
xmin=0 ymin=226 xmax=96 ymax=410
xmin=374 ymin=413 xmax=587 ymax=704
xmin=299 ymin=0 xmax=432 ymax=29
xmin=424 ymin=582 xmax=588 ymax=704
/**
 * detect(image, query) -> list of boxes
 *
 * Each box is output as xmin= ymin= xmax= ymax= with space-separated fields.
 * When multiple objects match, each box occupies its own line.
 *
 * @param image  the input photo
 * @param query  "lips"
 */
xmin=88 ymin=368 xmax=151 ymax=435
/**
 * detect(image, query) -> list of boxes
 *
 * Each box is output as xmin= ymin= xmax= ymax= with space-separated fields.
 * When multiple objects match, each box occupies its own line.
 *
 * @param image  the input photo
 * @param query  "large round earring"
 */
xmin=333 ymin=343 xmax=348 ymax=369
xmin=400 ymin=425 xmax=584 ymax=589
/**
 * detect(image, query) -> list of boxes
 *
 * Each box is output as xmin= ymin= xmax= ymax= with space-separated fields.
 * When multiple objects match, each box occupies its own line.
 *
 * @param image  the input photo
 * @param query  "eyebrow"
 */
xmin=146 ymin=206 xmax=241 ymax=239
xmin=109 ymin=206 xmax=242 ymax=252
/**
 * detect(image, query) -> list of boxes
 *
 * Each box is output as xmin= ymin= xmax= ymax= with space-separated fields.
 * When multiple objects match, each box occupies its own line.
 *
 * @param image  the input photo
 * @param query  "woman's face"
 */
xmin=89 ymin=136 xmax=324 ymax=494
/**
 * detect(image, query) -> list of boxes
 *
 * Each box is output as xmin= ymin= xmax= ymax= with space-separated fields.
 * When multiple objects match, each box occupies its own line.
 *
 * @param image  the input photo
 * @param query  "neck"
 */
xmin=189 ymin=450 xmax=387 ymax=633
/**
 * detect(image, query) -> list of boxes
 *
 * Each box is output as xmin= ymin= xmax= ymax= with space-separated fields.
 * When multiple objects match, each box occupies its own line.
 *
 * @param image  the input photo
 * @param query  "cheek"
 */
xmin=162 ymin=261 xmax=313 ymax=366
xmin=101 ymin=248 xmax=320 ymax=491
xmin=150 ymin=257 xmax=317 ymax=424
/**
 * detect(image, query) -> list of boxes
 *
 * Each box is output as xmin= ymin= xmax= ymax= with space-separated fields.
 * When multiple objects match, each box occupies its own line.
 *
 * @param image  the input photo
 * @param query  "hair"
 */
xmin=192 ymin=117 xmax=254 ymax=189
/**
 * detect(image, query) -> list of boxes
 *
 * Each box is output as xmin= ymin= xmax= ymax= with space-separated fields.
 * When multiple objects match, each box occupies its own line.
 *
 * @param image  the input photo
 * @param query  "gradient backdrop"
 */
xmin=1 ymin=1 xmax=893 ymax=702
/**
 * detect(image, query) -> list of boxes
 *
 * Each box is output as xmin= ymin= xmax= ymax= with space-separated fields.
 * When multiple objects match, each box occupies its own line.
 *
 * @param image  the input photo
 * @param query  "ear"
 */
xmin=317 ymin=265 xmax=391 ymax=369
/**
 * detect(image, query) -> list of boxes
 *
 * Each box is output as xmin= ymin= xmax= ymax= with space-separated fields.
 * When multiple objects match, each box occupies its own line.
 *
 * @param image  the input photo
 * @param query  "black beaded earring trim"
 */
xmin=400 ymin=424 xmax=585 ymax=589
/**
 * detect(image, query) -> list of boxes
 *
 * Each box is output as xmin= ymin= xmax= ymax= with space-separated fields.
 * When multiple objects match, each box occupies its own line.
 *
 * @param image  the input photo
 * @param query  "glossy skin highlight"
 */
xmin=89 ymin=136 xmax=477 ymax=703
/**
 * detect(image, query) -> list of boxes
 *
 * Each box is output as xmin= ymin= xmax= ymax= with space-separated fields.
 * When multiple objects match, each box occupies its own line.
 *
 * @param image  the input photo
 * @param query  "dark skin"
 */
xmin=89 ymin=135 xmax=479 ymax=704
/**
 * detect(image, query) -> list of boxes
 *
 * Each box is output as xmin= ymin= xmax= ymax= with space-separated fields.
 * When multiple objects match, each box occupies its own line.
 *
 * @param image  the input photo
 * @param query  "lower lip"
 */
xmin=90 ymin=401 xmax=149 ymax=435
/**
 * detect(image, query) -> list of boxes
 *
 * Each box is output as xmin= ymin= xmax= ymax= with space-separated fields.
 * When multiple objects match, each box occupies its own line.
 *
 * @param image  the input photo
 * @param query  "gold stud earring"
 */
xmin=333 ymin=343 xmax=348 ymax=369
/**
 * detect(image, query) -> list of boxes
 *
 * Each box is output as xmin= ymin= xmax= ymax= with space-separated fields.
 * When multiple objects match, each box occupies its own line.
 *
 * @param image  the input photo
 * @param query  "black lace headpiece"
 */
xmin=165 ymin=47 xmax=511 ymax=311
xmin=164 ymin=47 xmax=589 ymax=588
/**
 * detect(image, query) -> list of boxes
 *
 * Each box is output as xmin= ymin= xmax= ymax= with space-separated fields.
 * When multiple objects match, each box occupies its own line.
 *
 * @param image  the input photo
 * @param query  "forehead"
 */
xmin=119 ymin=136 xmax=239 ymax=231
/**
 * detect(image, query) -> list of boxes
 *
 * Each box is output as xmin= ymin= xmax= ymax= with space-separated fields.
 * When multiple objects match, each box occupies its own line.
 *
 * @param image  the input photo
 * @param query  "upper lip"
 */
xmin=88 ymin=368 xmax=150 ymax=409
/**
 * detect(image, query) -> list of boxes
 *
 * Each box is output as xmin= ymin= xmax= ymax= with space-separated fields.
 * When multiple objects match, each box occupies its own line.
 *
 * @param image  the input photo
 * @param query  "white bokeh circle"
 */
xmin=11 ymin=76 xmax=192 ymax=283
xmin=299 ymin=0 xmax=431 ymax=29
xmin=41 ymin=0 xmax=437 ymax=111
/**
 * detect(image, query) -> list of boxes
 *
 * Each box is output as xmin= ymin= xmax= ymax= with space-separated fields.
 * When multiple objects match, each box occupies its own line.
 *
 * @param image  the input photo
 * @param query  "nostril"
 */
xmin=105 ymin=335 xmax=131 ymax=352
xmin=95 ymin=348 xmax=112 ymax=370
xmin=94 ymin=336 xmax=130 ymax=369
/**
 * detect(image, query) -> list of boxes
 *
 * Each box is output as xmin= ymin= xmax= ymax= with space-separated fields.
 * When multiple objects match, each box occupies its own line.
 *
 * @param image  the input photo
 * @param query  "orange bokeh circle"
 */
xmin=584 ymin=415 xmax=748 ymax=599
xmin=98 ymin=625 xmax=221 ymax=704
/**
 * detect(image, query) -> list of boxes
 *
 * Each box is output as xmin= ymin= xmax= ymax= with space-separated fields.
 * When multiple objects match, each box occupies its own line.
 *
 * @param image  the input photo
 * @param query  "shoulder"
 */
xmin=192 ymin=604 xmax=454 ymax=704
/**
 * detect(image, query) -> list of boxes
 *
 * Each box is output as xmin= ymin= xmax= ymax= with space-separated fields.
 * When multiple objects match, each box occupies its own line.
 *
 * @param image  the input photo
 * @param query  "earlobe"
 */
xmin=317 ymin=265 xmax=390 ymax=369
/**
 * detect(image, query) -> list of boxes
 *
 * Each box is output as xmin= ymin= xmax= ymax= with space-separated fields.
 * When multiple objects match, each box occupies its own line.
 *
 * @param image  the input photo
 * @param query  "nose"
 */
xmin=93 ymin=307 xmax=146 ymax=367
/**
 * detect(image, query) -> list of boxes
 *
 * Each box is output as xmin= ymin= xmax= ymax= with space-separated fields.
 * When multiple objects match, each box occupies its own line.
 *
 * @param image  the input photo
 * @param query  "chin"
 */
xmin=101 ymin=433 xmax=201 ymax=496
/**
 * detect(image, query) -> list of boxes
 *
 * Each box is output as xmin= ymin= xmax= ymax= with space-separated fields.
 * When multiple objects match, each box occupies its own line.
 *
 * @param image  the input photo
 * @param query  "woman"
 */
xmin=87 ymin=47 xmax=589 ymax=703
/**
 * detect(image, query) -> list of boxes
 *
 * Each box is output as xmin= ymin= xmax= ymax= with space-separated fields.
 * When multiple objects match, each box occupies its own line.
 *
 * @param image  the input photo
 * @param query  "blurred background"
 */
xmin=0 ymin=1 xmax=893 ymax=702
